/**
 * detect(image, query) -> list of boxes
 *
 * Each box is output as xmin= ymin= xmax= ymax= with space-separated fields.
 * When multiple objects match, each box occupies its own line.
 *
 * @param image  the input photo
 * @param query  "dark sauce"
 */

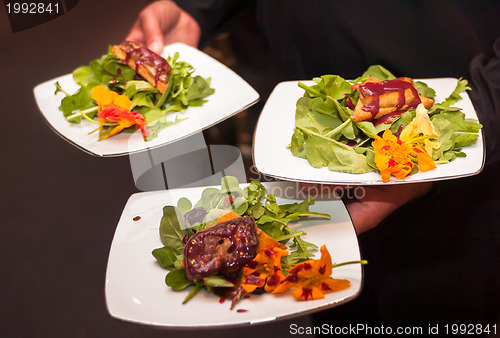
xmin=393 ymin=124 xmax=405 ymax=137
xmin=301 ymin=288 xmax=313 ymax=300
xmin=360 ymin=79 xmax=421 ymax=119
xmin=266 ymin=273 xmax=281 ymax=287
xmin=183 ymin=217 xmax=258 ymax=280
xmin=344 ymin=94 xmax=356 ymax=110
xmin=346 ymin=132 xmax=368 ymax=147
xmin=184 ymin=207 xmax=207 ymax=225
xmin=244 ymin=273 xmax=262 ymax=286
xmin=373 ymin=111 xmax=405 ymax=126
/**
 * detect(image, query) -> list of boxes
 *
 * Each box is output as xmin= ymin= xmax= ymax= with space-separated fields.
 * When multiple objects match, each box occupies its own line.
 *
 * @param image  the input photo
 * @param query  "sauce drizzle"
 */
xmin=123 ymin=41 xmax=169 ymax=86
xmin=360 ymin=79 xmax=421 ymax=119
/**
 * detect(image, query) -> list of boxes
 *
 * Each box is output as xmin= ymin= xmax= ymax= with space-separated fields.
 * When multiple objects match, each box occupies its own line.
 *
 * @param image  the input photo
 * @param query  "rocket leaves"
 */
xmin=431 ymin=111 xmax=482 ymax=162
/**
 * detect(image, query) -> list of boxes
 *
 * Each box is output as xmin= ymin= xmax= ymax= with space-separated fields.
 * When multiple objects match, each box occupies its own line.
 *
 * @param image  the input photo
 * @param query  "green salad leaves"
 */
xmin=152 ymin=176 xmax=330 ymax=305
xmin=290 ymin=65 xmax=482 ymax=176
xmin=54 ymin=47 xmax=215 ymax=141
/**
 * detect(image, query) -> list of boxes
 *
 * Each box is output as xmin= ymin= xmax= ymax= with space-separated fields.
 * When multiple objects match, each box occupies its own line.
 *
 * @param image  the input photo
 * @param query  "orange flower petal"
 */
xmin=317 ymin=245 xmax=333 ymax=277
xmin=91 ymin=85 xmax=131 ymax=110
xmin=272 ymin=280 xmax=295 ymax=294
xmin=91 ymin=86 xmax=113 ymax=108
xmin=292 ymin=285 xmax=325 ymax=301
xmin=264 ymin=270 xmax=286 ymax=292
xmin=320 ymin=278 xmax=351 ymax=294
xmin=413 ymin=147 xmax=436 ymax=172
xmin=372 ymin=129 xmax=421 ymax=181
xmin=242 ymin=247 xmax=287 ymax=294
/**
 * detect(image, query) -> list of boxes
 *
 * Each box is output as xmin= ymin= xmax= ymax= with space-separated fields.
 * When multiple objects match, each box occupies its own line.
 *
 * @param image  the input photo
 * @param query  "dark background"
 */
xmin=1 ymin=1 xmax=498 ymax=337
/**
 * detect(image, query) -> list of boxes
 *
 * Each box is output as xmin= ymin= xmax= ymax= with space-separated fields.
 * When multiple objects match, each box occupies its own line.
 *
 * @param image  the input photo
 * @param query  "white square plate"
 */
xmin=105 ymin=181 xmax=362 ymax=328
xmin=33 ymin=43 xmax=259 ymax=157
xmin=253 ymin=78 xmax=484 ymax=185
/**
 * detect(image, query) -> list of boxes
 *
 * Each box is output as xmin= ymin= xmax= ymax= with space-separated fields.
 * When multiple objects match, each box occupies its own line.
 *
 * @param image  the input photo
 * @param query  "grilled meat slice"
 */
xmin=112 ymin=40 xmax=171 ymax=93
xmin=352 ymin=77 xmax=434 ymax=122
xmin=183 ymin=216 xmax=259 ymax=280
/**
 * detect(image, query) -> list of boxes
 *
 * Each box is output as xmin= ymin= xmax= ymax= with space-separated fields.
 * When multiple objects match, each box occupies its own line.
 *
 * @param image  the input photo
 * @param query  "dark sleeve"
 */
xmin=469 ymin=37 xmax=500 ymax=166
xmin=174 ymin=0 xmax=250 ymax=47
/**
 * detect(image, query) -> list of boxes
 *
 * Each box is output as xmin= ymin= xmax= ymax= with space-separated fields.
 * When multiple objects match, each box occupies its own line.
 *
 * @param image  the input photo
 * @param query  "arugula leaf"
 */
xmin=389 ymin=110 xmax=415 ymax=134
xmin=439 ymin=78 xmax=470 ymax=107
xmin=431 ymin=111 xmax=482 ymax=162
xmin=159 ymin=206 xmax=190 ymax=253
xmin=57 ymin=83 xmax=97 ymax=121
xmin=351 ymin=64 xmax=396 ymax=83
xmin=152 ymin=246 xmax=178 ymax=270
xmin=186 ymin=76 xmax=215 ymax=103
xmin=296 ymin=127 xmax=372 ymax=173
xmin=285 ymin=235 xmax=318 ymax=266
xmin=166 ymin=268 xmax=194 ymax=291
xmin=72 ymin=66 xmax=97 ymax=87
xmin=182 ymin=283 xmax=204 ymax=304
xmin=144 ymin=114 xmax=187 ymax=141
xmin=295 ymin=97 xmax=344 ymax=134
xmin=203 ymin=275 xmax=234 ymax=288
xmin=176 ymin=197 xmax=193 ymax=215
xmin=414 ymin=80 xmax=436 ymax=98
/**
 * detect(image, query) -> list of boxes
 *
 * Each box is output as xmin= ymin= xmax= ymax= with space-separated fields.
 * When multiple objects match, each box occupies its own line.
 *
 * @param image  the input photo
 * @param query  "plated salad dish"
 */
xmin=54 ymin=40 xmax=214 ymax=141
xmin=289 ymin=66 xmax=482 ymax=182
xmin=152 ymin=176 xmax=366 ymax=309
xmin=105 ymin=180 xmax=362 ymax=327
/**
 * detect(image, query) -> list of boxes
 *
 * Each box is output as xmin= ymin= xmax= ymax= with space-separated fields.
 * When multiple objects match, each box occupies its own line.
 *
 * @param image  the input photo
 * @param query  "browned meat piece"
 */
xmin=183 ymin=216 xmax=259 ymax=280
xmin=352 ymin=77 xmax=434 ymax=122
xmin=112 ymin=40 xmax=171 ymax=93
xmin=420 ymin=95 xmax=435 ymax=109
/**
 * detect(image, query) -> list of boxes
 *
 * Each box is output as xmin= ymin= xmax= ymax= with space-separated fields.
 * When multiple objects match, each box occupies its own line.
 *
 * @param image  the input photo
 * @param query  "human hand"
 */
xmin=300 ymin=182 xmax=433 ymax=234
xmin=126 ymin=0 xmax=201 ymax=54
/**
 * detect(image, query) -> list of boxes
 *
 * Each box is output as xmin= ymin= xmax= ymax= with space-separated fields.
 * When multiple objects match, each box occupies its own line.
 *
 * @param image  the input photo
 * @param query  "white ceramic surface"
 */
xmin=33 ymin=43 xmax=259 ymax=157
xmin=254 ymin=78 xmax=484 ymax=185
xmin=105 ymin=181 xmax=362 ymax=328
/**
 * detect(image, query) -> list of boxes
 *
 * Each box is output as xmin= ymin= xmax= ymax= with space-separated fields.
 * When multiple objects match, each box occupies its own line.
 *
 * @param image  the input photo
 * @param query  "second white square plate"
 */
xmin=253 ymin=78 xmax=484 ymax=185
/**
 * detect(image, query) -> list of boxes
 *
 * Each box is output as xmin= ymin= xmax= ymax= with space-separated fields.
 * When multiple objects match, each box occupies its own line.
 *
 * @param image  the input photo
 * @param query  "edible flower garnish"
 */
xmin=92 ymin=85 xmax=131 ymax=110
xmin=272 ymin=245 xmax=351 ymax=301
xmin=241 ymin=246 xmax=288 ymax=294
xmin=372 ymin=128 xmax=436 ymax=182
xmin=400 ymin=104 xmax=441 ymax=157
xmin=88 ymin=86 xmax=150 ymax=140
